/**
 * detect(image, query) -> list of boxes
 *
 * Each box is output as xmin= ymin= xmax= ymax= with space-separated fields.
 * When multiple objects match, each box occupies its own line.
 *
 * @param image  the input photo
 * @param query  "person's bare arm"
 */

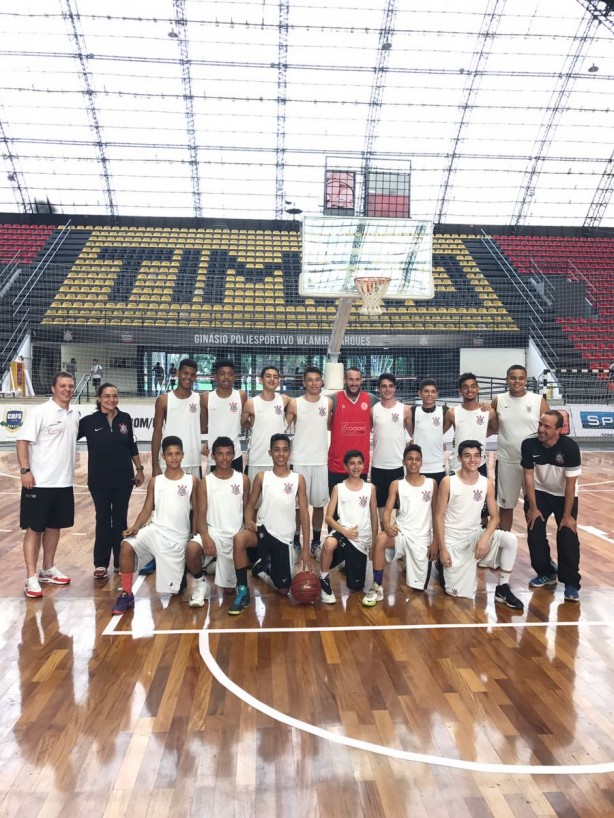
xmin=201 ymin=392 xmax=209 ymax=434
xmin=124 ymin=477 xmax=156 ymax=535
xmin=369 ymin=484 xmax=378 ymax=545
xmin=382 ymin=481 xmax=399 ymax=537
xmin=443 ymin=406 xmax=454 ymax=434
xmin=150 ymin=394 xmax=167 ymax=477
xmin=324 ymin=485 xmax=358 ymax=541
xmin=241 ymin=397 xmax=254 ymax=430
xmin=244 ymin=472 xmax=263 ymax=531
xmin=427 ymin=480 xmax=440 ymax=560
xmin=489 ymin=396 xmax=500 ymax=434
xmin=405 ymin=404 xmax=414 ymax=437
xmin=434 ymin=476 xmax=451 ymax=566
xmin=540 ymin=396 xmax=550 ymax=413
xmin=16 ymin=439 xmax=35 ymax=490
xmin=285 ymin=397 xmax=297 ymax=429
xmin=297 ymin=475 xmax=311 ymax=567
xmin=474 ymin=482 xmax=499 ymax=561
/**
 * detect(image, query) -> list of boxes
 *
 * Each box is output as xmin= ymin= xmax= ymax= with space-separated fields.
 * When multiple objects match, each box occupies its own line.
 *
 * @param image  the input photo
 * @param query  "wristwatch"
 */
xmin=20 ymin=467 xmax=31 ymax=474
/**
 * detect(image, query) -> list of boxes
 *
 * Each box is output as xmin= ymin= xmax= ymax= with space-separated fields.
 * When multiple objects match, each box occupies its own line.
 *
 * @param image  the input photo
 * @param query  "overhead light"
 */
xmin=168 ymin=29 xmax=179 ymax=38
xmin=285 ymin=207 xmax=303 ymax=216
xmin=588 ymin=63 xmax=599 ymax=73
xmin=382 ymin=42 xmax=392 ymax=50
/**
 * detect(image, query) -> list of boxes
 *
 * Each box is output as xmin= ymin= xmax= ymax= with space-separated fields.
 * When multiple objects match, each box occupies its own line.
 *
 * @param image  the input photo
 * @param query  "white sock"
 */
xmin=499 ymin=571 xmax=510 ymax=586
xmin=320 ymin=571 xmax=329 ymax=580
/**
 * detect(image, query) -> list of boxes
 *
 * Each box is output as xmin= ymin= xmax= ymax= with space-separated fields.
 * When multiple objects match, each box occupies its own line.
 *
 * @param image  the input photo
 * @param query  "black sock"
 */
xmin=312 ymin=529 xmax=321 ymax=543
xmin=191 ymin=569 xmax=204 ymax=580
xmin=236 ymin=567 xmax=248 ymax=587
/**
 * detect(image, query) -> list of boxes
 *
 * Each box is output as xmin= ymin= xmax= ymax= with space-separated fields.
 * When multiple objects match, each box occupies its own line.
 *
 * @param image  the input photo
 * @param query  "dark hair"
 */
xmin=458 ymin=439 xmax=482 ymax=456
xmin=211 ymin=435 xmax=235 ymax=454
xmin=214 ymin=358 xmax=235 ymax=373
xmin=179 ymin=358 xmax=198 ymax=372
xmin=543 ymin=409 xmax=565 ymax=429
xmin=52 ymin=371 xmax=75 ymax=387
xmin=403 ymin=443 xmax=422 ymax=458
xmin=507 ymin=364 xmax=527 ymax=376
xmin=304 ymin=365 xmax=322 ymax=378
xmin=419 ymin=377 xmax=439 ymax=391
xmin=378 ymin=372 xmax=397 ymax=387
xmin=343 ymin=449 xmax=365 ymax=465
xmin=162 ymin=435 xmax=183 ymax=452
xmin=270 ymin=433 xmax=291 ymax=448
xmin=261 ymin=365 xmax=280 ymax=379
xmin=345 ymin=366 xmax=362 ymax=377
xmin=458 ymin=372 xmax=478 ymax=389
xmin=96 ymin=382 xmax=118 ymax=410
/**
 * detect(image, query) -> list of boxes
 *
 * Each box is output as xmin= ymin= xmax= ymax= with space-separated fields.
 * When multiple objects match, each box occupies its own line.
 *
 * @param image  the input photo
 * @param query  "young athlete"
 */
xmin=185 ymin=436 xmax=250 ymax=607
xmin=434 ymin=440 xmax=523 ymax=610
xmin=285 ymin=365 xmax=332 ymax=556
xmin=202 ymin=359 xmax=247 ymax=473
xmin=242 ymin=366 xmax=290 ymax=481
xmin=363 ymin=444 xmax=438 ymax=606
xmin=445 ymin=373 xmax=496 ymax=475
xmin=320 ymin=450 xmax=378 ymax=604
xmin=229 ymin=434 xmax=310 ymax=615
xmin=405 ymin=378 xmax=451 ymax=483
xmin=112 ymin=436 xmax=198 ymax=615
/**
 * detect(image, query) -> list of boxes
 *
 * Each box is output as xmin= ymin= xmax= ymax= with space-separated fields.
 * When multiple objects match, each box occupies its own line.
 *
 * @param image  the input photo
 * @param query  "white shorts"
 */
xmin=124 ymin=526 xmax=188 ymax=594
xmin=443 ymin=527 xmax=518 ymax=599
xmin=190 ymin=531 xmax=237 ymax=588
xmin=394 ymin=533 xmax=431 ymax=590
xmin=292 ymin=464 xmax=329 ymax=508
xmin=495 ymin=460 xmax=524 ymax=509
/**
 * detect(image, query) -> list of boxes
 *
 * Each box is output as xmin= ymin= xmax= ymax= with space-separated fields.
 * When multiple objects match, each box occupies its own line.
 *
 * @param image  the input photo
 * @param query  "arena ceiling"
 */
xmin=1 ymin=0 xmax=614 ymax=227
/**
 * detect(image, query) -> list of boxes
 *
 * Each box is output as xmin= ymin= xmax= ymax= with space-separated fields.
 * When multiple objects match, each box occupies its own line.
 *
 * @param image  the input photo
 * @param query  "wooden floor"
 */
xmin=0 ymin=448 xmax=613 ymax=817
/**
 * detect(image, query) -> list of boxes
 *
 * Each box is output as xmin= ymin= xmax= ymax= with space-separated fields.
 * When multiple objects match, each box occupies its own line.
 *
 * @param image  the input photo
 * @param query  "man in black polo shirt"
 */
xmin=521 ymin=410 xmax=582 ymax=602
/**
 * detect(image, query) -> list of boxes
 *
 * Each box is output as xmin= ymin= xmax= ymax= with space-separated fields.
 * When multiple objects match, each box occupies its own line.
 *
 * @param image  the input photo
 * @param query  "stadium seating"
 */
xmin=0 ymin=223 xmax=55 ymax=264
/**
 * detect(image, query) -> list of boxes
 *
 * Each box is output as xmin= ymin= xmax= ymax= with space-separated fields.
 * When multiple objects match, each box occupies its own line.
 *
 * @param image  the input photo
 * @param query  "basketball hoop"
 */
xmin=354 ymin=276 xmax=391 ymax=316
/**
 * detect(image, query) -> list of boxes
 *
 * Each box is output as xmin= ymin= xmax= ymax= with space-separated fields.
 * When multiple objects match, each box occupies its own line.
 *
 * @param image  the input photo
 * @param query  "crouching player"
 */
xmin=185 ymin=436 xmax=250 ymax=607
xmin=229 ymin=434 xmax=310 ymax=615
xmin=363 ymin=444 xmax=438 ymax=606
xmin=112 ymin=436 xmax=197 ymax=614
xmin=434 ymin=439 xmax=524 ymax=610
xmin=320 ymin=450 xmax=377 ymax=604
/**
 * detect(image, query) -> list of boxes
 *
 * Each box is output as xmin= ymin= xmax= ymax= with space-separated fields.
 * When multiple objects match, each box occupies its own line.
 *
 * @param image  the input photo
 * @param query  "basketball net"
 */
xmin=354 ymin=276 xmax=391 ymax=316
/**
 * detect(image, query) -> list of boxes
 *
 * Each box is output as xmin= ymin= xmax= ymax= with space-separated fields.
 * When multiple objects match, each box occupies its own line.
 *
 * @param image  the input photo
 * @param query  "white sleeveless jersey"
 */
xmin=151 ymin=472 xmax=193 ymax=541
xmin=372 ymin=401 xmax=407 ymax=469
xmin=291 ymin=395 xmax=329 ymax=466
xmin=207 ymin=388 xmax=242 ymax=463
xmin=258 ymin=470 xmax=299 ymax=546
xmin=337 ymin=481 xmax=372 ymax=554
xmin=396 ymin=477 xmax=434 ymax=546
xmin=248 ymin=394 xmax=286 ymax=468
xmin=204 ymin=470 xmax=244 ymax=540
xmin=164 ymin=391 xmax=201 ymax=469
xmin=412 ymin=405 xmax=446 ymax=473
xmin=449 ymin=406 xmax=489 ymax=471
xmin=444 ymin=473 xmax=488 ymax=543
xmin=496 ymin=390 xmax=542 ymax=463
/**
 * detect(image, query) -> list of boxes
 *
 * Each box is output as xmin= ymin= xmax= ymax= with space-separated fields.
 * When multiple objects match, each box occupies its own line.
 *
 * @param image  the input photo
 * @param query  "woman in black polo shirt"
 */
xmin=78 ymin=383 xmax=145 ymax=579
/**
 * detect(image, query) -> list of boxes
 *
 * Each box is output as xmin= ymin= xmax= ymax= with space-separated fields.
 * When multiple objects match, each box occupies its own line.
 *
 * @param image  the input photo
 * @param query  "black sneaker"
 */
xmin=293 ymin=534 xmax=301 ymax=552
xmin=139 ymin=559 xmax=156 ymax=576
xmin=435 ymin=559 xmax=446 ymax=590
xmin=320 ymin=575 xmax=336 ymax=604
xmin=228 ymin=585 xmax=251 ymax=616
xmin=494 ymin=583 xmax=524 ymax=611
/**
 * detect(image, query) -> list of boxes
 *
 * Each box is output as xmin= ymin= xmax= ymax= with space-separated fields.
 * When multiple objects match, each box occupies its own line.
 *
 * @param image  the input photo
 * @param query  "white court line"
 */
xmin=578 ymin=525 xmax=614 ymax=545
xmin=580 ymin=479 xmax=614 ymax=487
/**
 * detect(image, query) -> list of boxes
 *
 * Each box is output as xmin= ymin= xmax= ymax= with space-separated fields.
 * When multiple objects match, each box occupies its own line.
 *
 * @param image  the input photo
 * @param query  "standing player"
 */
xmin=490 ymin=364 xmax=548 ymax=531
xmin=168 ymin=364 xmax=177 ymax=391
xmin=90 ymin=359 xmax=103 ymax=391
xmin=363 ymin=444 xmax=438 ymax=606
xmin=185 ymin=436 xmax=249 ymax=607
xmin=405 ymin=378 xmax=451 ymax=483
xmin=241 ymin=365 xmax=289 ymax=481
xmin=285 ymin=365 xmax=332 ymax=556
xmin=445 ymin=373 xmax=495 ymax=475
xmin=370 ymin=373 xmax=411 ymax=520
xmin=152 ymin=362 xmax=165 ymax=394
xmin=152 ymin=358 xmax=205 ymax=477
xmin=328 ymin=367 xmax=377 ymax=491
xmin=112 ymin=436 xmax=197 ymax=614
xmin=202 ymin=358 xmax=247 ymax=473
xmin=320 ymin=450 xmax=378 ymax=604
xmin=17 ymin=371 xmax=79 ymax=598
xmin=521 ymin=411 xmax=582 ymax=602
xmin=434 ymin=440 xmax=523 ymax=610
xmin=229 ymin=434 xmax=310 ymax=615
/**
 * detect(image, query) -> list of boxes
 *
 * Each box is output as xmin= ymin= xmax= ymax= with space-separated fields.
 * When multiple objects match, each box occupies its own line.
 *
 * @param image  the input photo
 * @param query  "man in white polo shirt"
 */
xmin=16 ymin=371 xmax=80 ymax=599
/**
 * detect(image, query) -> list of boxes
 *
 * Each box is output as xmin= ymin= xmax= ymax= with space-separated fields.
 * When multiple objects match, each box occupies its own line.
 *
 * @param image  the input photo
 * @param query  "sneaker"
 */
xmin=24 ymin=576 xmax=43 ymax=598
xmin=93 ymin=567 xmax=108 ymax=580
xmin=494 ymin=583 xmax=524 ymax=611
xmin=38 ymin=566 xmax=71 ymax=585
xmin=189 ymin=580 xmax=209 ymax=608
xmin=202 ymin=555 xmax=217 ymax=576
xmin=112 ymin=591 xmax=135 ymax=615
xmin=320 ymin=575 xmax=336 ymax=604
xmin=564 ymin=585 xmax=580 ymax=602
xmin=251 ymin=556 xmax=271 ymax=579
xmin=309 ymin=540 xmax=322 ymax=560
xmin=362 ymin=582 xmax=384 ymax=607
xmin=528 ymin=573 xmax=557 ymax=588
xmin=228 ymin=585 xmax=250 ymax=616
xmin=139 ymin=559 xmax=156 ymax=576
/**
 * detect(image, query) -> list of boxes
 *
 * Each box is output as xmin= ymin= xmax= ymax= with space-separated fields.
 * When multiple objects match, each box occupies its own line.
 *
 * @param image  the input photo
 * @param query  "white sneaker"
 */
xmin=38 ymin=566 xmax=71 ymax=585
xmin=189 ymin=580 xmax=209 ymax=608
xmin=25 ymin=575 xmax=43 ymax=598
xmin=320 ymin=576 xmax=336 ymax=604
xmin=362 ymin=582 xmax=384 ymax=607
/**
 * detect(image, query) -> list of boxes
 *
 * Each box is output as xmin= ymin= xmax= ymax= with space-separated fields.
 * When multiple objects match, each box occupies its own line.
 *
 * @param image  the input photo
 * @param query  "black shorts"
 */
xmin=423 ymin=470 xmax=446 ymax=484
xmin=255 ymin=525 xmax=292 ymax=590
xmin=370 ymin=465 xmax=404 ymax=507
xmin=329 ymin=532 xmax=367 ymax=591
xmin=328 ymin=470 xmax=368 ymax=494
xmin=20 ymin=486 xmax=74 ymax=532
xmin=211 ymin=455 xmax=243 ymax=474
